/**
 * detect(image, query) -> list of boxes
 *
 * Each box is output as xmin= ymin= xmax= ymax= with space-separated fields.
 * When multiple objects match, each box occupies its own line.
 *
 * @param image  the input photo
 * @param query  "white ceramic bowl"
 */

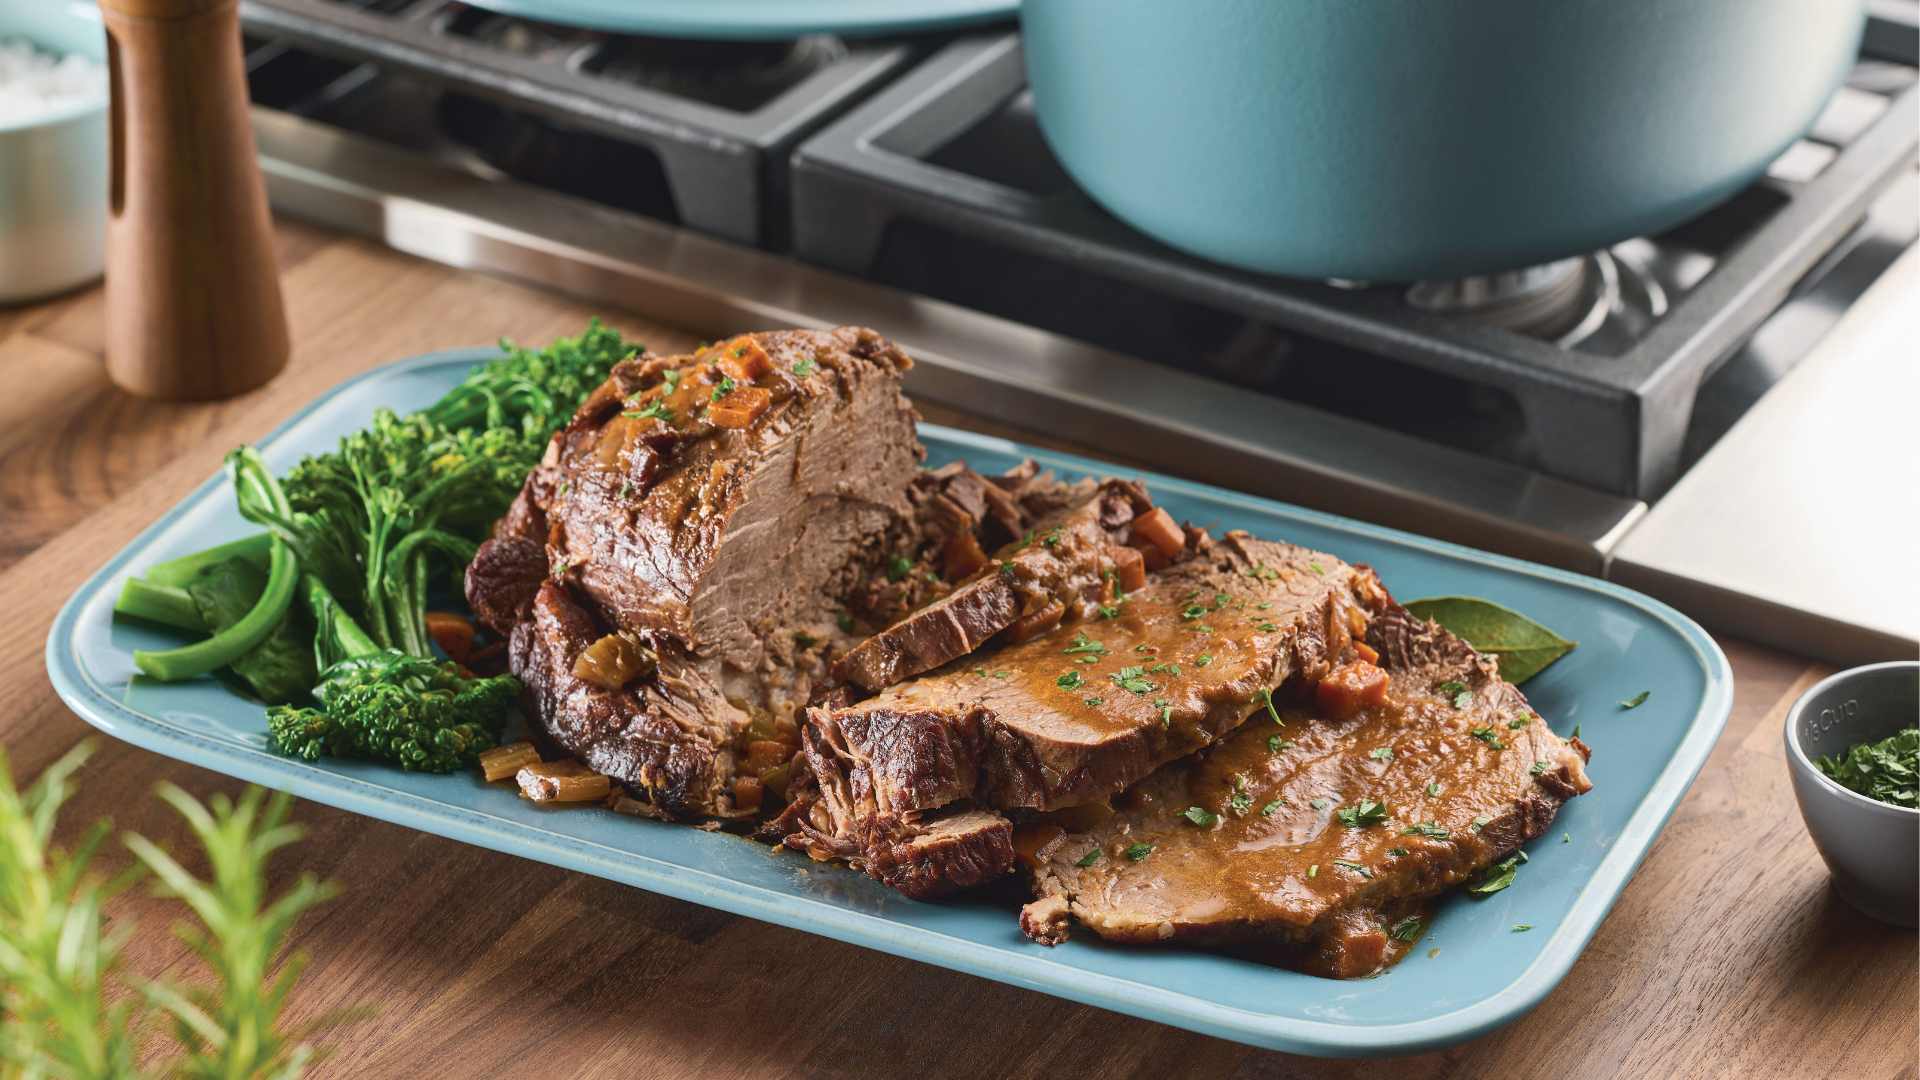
xmin=1784 ymin=661 xmax=1919 ymax=927
xmin=0 ymin=2 xmax=108 ymax=305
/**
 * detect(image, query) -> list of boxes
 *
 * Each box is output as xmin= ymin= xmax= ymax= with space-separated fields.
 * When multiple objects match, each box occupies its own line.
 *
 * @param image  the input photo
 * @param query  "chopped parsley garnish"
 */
xmin=1307 ymin=561 xmax=1326 ymax=575
xmin=1310 ymin=798 xmax=1329 ymax=811
xmin=836 ymin=612 xmax=855 ymax=633
xmin=1369 ymin=747 xmax=1393 ymax=761
xmin=1508 ymin=718 xmax=1529 ymax=729
xmin=1195 ymin=654 xmax=1214 ymax=668
xmin=1260 ymin=799 xmax=1285 ymax=817
xmin=1563 ymin=833 xmax=1571 ymax=844
xmin=1042 ymin=527 xmax=1063 ymax=547
xmin=1511 ymin=924 xmax=1533 ymax=933
xmin=1096 ymin=604 xmax=1121 ymax=619
xmin=1056 ymin=671 xmax=1084 ymax=690
xmin=661 ymin=368 xmax=682 ymax=390
xmin=1075 ymin=848 xmax=1102 ymax=868
xmin=1333 ymin=859 xmax=1371 ymax=877
xmin=1470 ymin=816 xmax=1490 ymax=832
xmin=998 ymin=560 xmax=1016 ymax=579
xmin=1182 ymin=806 xmax=1218 ymax=827
xmin=1267 ymin=734 xmax=1293 ymax=753
xmin=1228 ymin=790 xmax=1253 ymax=816
xmin=1426 ymin=781 xmax=1442 ymax=797
xmin=1212 ymin=591 xmax=1230 ymax=609
xmin=1470 ymin=727 xmax=1506 ymax=750
xmin=1083 ymin=696 xmax=1104 ymax=707
xmin=617 ymin=480 xmax=634 ymax=500
xmin=1468 ymin=853 xmax=1524 ymax=897
xmin=1572 ymin=723 xmax=1582 ymax=739
xmin=1063 ymin=632 xmax=1107 ymax=657
xmin=1252 ymin=687 xmax=1282 ymax=725
xmin=625 ymin=400 xmax=674 ymax=422
xmin=1147 ymin=662 xmax=1181 ymax=675
xmin=1180 ymin=604 xmax=1207 ymax=621
xmin=1529 ymin=760 xmax=1552 ymax=775
xmin=1388 ymin=916 xmax=1422 ymax=942
xmin=1307 ymin=864 xmax=1318 ymax=878
xmin=1133 ymin=643 xmax=1156 ymax=653
xmin=1155 ymin=698 xmax=1172 ymax=726
xmin=1814 ymin=727 xmax=1918 ymax=808
xmin=1336 ymin=801 xmax=1388 ymax=827
xmin=710 ymin=375 xmax=736 ymax=401
xmin=1108 ymin=666 xmax=1157 ymax=694
xmin=1620 ymin=690 xmax=1651 ymax=710
xmin=793 ymin=632 xmax=817 ymax=648
xmin=1387 ymin=847 xmax=1408 ymax=857
xmin=791 ymin=357 xmax=816 ymax=377
xmin=1437 ymin=680 xmax=1472 ymax=708
xmin=1123 ymin=842 xmax=1153 ymax=862
xmin=1402 ymin=821 xmax=1448 ymax=839
xmin=885 ymin=554 xmax=914 ymax=581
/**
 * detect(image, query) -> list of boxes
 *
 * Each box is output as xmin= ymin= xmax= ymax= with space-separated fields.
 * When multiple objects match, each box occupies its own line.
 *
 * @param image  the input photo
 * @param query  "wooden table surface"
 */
xmin=2 ymin=222 xmax=1913 ymax=1079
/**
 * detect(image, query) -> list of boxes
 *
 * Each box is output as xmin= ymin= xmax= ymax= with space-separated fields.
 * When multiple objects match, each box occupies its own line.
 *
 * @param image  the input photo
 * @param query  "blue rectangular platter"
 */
xmin=48 ymin=348 xmax=1732 ymax=1057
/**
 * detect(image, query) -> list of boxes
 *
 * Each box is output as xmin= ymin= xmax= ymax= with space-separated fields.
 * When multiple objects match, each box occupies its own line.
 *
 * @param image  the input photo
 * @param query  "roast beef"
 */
xmin=1017 ymin=605 xmax=1592 ymax=978
xmin=788 ymin=532 xmax=1393 ymax=897
xmin=833 ymin=478 xmax=1154 ymax=692
xmin=469 ymin=328 xmax=929 ymax=817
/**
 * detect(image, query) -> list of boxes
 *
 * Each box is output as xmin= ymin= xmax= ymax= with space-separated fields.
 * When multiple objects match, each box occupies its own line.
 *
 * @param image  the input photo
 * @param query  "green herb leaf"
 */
xmin=1426 ymin=781 xmax=1443 ymax=797
xmin=1336 ymin=800 xmax=1388 ymax=827
xmin=1620 ymin=690 xmax=1651 ymax=710
xmin=1182 ymin=806 xmax=1218 ymax=827
xmin=1815 ymin=727 xmax=1918 ymax=809
xmin=1195 ymin=654 xmax=1214 ymax=668
xmin=1260 ymin=799 xmax=1285 ymax=817
xmin=1512 ymin=924 xmax=1533 ymax=933
xmin=1228 ymin=790 xmax=1253 ymax=816
xmin=1389 ymin=916 xmax=1423 ymax=942
xmin=1403 ymin=596 xmax=1577 ymax=685
xmin=1124 ymin=842 xmax=1153 ymax=862
xmin=1470 ymin=727 xmax=1506 ymax=750
xmin=1403 ymin=821 xmax=1449 ymax=839
xmin=1369 ymin=746 xmax=1393 ymax=761
xmin=1310 ymin=798 xmax=1329 ymax=811
xmin=1268 ymin=734 xmax=1293 ymax=753
xmin=1056 ymin=670 xmax=1084 ymax=690
xmin=792 ymin=357 xmax=817 ymax=377
xmin=886 ymin=554 xmax=914 ymax=581
xmin=1333 ymin=859 xmax=1372 ymax=877
xmin=624 ymin=399 xmax=674 ymax=422
xmin=1063 ymin=632 xmax=1107 ymax=657
xmin=1075 ymin=848 xmax=1102 ymax=868
xmin=1468 ymin=853 xmax=1524 ymax=897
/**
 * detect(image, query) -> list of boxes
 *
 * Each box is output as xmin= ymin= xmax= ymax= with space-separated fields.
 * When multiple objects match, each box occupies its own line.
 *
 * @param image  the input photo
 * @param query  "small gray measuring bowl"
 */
xmin=1784 ymin=661 xmax=1918 ymax=927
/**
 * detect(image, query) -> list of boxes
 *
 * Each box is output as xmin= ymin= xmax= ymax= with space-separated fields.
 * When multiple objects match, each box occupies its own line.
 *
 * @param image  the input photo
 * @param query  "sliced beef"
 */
xmin=543 ymin=327 xmax=923 ymax=668
xmin=787 ymin=532 xmax=1392 ymax=897
xmin=1019 ymin=606 xmax=1592 ymax=978
xmin=834 ymin=479 xmax=1154 ymax=692
xmin=473 ymin=328 xmax=927 ymax=818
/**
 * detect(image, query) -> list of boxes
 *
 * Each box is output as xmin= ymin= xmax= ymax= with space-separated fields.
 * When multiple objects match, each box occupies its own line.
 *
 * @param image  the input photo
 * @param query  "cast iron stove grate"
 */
xmin=237 ymin=0 xmax=922 ymax=247
xmin=790 ymin=28 xmax=1919 ymax=498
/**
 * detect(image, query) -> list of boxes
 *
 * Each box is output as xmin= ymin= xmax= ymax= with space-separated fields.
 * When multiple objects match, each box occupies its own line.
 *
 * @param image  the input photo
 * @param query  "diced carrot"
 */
xmin=425 ymin=611 xmax=475 ymax=663
xmin=1130 ymin=538 xmax=1170 ymax=572
xmin=1352 ymin=640 xmax=1380 ymax=664
xmin=1007 ymin=600 xmax=1066 ymax=643
xmin=717 ymin=336 xmax=774 ymax=382
xmin=942 ymin=529 xmax=989 ymax=580
xmin=1314 ymin=661 xmax=1391 ymax=721
xmin=1130 ymin=506 xmax=1186 ymax=560
xmin=708 ymin=385 xmax=771 ymax=428
xmin=1106 ymin=544 xmax=1147 ymax=592
xmin=517 ymin=761 xmax=610 ymax=803
xmin=733 ymin=775 xmax=765 ymax=813
xmin=479 ymin=741 xmax=540 ymax=782
xmin=742 ymin=739 xmax=794 ymax=773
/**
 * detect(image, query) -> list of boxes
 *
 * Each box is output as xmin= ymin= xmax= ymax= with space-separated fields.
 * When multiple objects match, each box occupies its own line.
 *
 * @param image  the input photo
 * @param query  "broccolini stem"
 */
xmin=132 ymin=537 xmax=297 ymax=682
xmin=300 ymin=574 xmax=380 ymax=665
xmin=143 ymin=533 xmax=272 ymax=589
xmin=113 ymin=578 xmax=205 ymax=633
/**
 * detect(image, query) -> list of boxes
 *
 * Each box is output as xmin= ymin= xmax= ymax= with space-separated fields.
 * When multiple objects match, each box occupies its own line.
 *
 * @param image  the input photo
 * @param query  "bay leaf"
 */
xmin=1403 ymin=596 xmax=1576 ymax=685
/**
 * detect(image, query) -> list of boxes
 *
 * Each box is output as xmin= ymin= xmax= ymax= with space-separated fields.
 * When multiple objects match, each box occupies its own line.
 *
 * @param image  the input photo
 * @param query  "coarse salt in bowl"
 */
xmin=1 ymin=5 xmax=110 ymax=305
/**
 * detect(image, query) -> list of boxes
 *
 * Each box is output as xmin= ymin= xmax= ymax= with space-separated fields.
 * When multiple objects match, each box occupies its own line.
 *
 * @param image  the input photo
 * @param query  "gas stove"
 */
xmin=235 ymin=0 xmax=1919 ymax=663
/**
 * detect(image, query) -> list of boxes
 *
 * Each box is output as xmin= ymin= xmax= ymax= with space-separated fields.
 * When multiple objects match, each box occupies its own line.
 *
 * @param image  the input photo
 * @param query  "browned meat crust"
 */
xmin=787 ymin=532 xmax=1393 ymax=897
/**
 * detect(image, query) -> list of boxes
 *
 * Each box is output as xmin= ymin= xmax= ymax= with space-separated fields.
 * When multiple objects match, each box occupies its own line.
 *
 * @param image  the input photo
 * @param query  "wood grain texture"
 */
xmin=0 ymin=224 xmax=1912 ymax=1079
xmin=101 ymin=0 xmax=288 ymax=399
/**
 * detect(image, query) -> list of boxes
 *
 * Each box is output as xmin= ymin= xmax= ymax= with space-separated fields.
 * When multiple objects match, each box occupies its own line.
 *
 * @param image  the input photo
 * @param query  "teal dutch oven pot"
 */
xmin=1020 ymin=0 xmax=1866 ymax=281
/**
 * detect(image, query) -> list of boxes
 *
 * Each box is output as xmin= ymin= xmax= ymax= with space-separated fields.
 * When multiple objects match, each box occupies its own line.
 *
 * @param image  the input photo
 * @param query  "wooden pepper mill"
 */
xmin=101 ymin=0 xmax=289 ymax=400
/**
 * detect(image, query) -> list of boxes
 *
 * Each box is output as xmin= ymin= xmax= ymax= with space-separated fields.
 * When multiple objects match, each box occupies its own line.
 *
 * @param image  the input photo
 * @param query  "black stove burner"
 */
xmin=239 ymin=0 xmax=922 ymax=246
xmin=790 ymin=31 xmax=1919 ymax=498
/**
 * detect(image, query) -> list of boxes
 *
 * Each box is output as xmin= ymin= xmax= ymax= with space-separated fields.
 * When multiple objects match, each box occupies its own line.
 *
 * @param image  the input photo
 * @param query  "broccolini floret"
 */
xmin=266 ymin=577 xmax=519 ymax=773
